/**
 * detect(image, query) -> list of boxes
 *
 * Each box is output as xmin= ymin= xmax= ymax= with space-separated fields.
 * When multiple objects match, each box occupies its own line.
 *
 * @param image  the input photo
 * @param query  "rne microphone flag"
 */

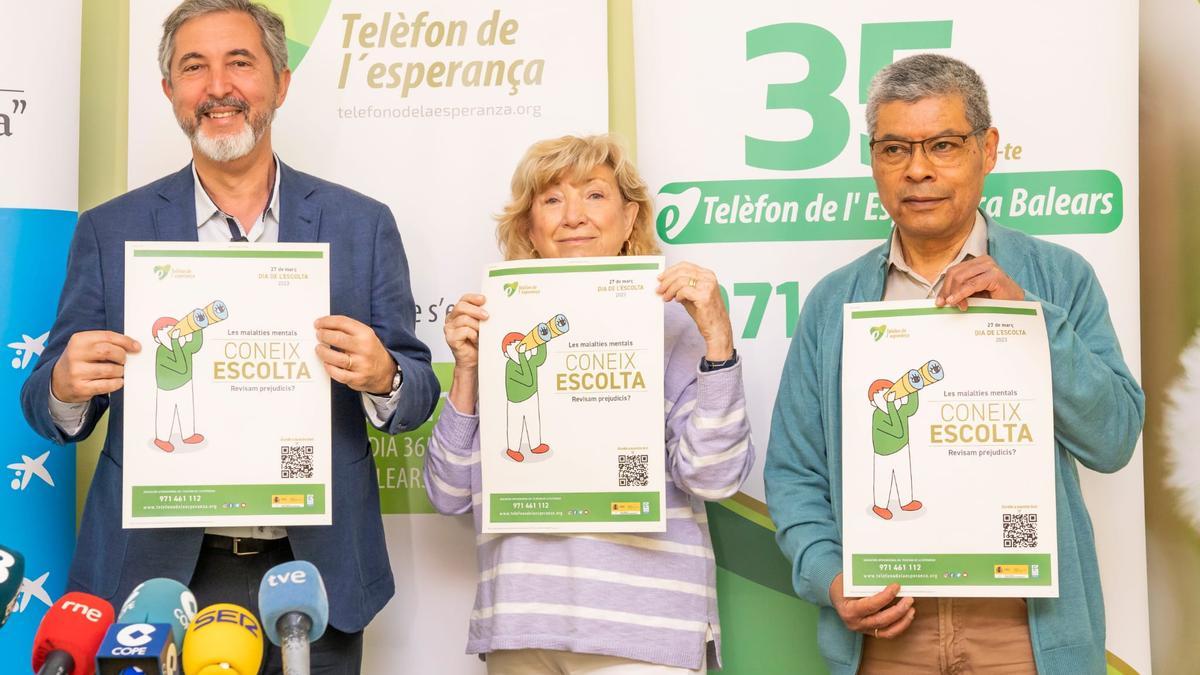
xmin=32 ymin=591 xmax=115 ymax=675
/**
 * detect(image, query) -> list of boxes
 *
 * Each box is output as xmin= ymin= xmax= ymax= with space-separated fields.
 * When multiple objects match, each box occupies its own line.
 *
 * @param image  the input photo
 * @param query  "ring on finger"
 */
xmin=688 ymin=277 xmax=697 ymax=288
xmin=874 ymin=628 xmax=879 ymax=638
xmin=346 ymin=354 xmax=354 ymax=371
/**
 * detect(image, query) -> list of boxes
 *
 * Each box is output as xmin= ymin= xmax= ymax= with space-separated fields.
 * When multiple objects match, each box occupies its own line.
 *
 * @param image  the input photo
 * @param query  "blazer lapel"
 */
xmin=278 ymin=161 xmax=321 ymax=243
xmin=152 ymin=164 xmax=201 ymax=242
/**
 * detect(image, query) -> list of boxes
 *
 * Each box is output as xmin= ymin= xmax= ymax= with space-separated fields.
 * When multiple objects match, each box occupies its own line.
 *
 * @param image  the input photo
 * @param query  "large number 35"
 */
xmin=745 ymin=21 xmax=952 ymax=170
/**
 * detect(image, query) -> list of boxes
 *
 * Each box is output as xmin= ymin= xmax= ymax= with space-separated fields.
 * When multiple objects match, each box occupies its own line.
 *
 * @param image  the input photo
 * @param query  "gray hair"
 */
xmin=866 ymin=54 xmax=991 ymax=137
xmin=158 ymin=0 xmax=288 ymax=82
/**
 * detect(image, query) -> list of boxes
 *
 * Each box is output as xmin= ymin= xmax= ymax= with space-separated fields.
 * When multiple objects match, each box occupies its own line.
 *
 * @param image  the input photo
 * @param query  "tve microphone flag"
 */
xmin=259 ymin=561 xmax=329 ymax=675
xmin=31 ymin=592 xmax=114 ymax=675
xmin=118 ymin=579 xmax=197 ymax=654
xmin=94 ymin=623 xmax=178 ymax=675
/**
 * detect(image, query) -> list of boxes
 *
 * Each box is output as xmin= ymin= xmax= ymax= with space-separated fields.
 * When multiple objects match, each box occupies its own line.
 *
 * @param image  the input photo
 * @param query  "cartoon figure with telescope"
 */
xmin=151 ymin=300 xmax=228 ymax=453
xmin=502 ymin=313 xmax=568 ymax=463
xmin=867 ymin=359 xmax=944 ymax=520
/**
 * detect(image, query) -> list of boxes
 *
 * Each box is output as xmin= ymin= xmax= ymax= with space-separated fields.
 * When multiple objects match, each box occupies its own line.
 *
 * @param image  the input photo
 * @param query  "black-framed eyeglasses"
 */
xmin=868 ymin=126 xmax=989 ymax=168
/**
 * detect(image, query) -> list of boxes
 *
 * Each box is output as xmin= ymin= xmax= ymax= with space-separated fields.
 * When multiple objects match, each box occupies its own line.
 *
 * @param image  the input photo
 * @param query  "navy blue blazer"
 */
xmin=20 ymin=161 xmax=439 ymax=632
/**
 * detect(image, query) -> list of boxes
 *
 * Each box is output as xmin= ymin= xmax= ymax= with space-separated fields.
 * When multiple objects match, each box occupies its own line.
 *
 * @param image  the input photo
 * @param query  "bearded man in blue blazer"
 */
xmin=19 ymin=1 xmax=438 ymax=672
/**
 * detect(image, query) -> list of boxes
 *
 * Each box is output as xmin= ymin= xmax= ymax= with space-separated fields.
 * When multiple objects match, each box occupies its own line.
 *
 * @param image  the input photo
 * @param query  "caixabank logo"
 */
xmin=656 ymin=20 xmax=1124 ymax=246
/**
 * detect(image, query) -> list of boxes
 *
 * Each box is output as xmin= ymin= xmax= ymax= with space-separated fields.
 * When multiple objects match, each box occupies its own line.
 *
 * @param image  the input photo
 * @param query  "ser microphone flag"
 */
xmin=182 ymin=603 xmax=262 ymax=675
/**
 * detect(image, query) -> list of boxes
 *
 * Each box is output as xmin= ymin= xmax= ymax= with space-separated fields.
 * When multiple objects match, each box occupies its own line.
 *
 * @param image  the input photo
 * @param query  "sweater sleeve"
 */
xmin=1027 ymin=255 xmax=1145 ymax=473
xmin=423 ymin=400 xmax=479 ymax=515
xmin=764 ymin=300 xmax=842 ymax=608
xmin=664 ymin=361 xmax=756 ymax=501
xmin=662 ymin=311 xmax=754 ymax=502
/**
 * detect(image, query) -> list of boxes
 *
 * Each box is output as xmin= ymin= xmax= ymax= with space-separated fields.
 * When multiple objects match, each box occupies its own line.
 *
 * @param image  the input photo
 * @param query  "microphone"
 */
xmin=181 ymin=603 xmax=262 ymax=675
xmin=94 ymin=623 xmax=178 ymax=675
xmin=258 ymin=561 xmax=329 ymax=675
xmin=118 ymin=579 xmax=197 ymax=654
xmin=31 ymin=591 xmax=115 ymax=675
xmin=0 ymin=543 xmax=26 ymax=629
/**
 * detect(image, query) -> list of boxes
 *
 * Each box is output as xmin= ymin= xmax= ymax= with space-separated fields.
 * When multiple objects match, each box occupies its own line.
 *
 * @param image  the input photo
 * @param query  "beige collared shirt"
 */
xmin=882 ymin=211 xmax=988 ymax=301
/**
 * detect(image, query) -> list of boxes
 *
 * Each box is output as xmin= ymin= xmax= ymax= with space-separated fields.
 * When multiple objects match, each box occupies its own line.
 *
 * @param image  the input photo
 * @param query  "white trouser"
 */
xmin=487 ymin=648 xmax=706 ymax=675
xmin=155 ymin=383 xmax=195 ymax=441
xmin=873 ymin=444 xmax=914 ymax=509
xmin=506 ymin=394 xmax=541 ymax=451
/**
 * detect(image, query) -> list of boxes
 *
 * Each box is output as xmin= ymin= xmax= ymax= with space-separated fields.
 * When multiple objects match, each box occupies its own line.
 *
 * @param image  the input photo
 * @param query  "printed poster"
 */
xmin=122 ymin=242 xmax=331 ymax=528
xmin=841 ymin=299 xmax=1057 ymax=597
xmin=478 ymin=256 xmax=666 ymax=533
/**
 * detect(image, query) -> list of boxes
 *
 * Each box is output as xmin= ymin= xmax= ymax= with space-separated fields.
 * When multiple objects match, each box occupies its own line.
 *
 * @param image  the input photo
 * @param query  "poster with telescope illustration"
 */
xmin=841 ymin=299 xmax=1057 ymax=597
xmin=121 ymin=242 xmax=332 ymax=528
xmin=478 ymin=256 xmax=666 ymax=533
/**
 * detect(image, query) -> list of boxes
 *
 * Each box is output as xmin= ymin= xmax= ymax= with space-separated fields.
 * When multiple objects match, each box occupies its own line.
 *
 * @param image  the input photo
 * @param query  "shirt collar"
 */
xmin=887 ymin=210 xmax=988 ymax=278
xmin=192 ymin=154 xmax=281 ymax=228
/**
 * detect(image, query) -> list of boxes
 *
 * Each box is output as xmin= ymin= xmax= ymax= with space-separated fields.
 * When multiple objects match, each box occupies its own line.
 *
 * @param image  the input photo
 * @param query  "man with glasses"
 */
xmin=20 ymin=1 xmax=439 ymax=671
xmin=765 ymin=54 xmax=1143 ymax=674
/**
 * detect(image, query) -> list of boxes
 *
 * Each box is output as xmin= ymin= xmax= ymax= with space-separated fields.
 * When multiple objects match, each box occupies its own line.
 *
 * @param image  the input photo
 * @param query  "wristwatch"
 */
xmin=700 ymin=349 xmax=738 ymax=372
xmin=388 ymin=365 xmax=404 ymax=394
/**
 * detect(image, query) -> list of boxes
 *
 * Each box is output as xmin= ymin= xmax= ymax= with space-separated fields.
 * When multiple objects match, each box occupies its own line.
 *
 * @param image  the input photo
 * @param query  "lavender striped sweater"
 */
xmin=425 ymin=302 xmax=754 ymax=670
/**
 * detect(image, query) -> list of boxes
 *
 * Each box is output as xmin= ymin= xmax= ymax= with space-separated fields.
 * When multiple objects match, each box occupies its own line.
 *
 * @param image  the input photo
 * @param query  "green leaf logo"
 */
xmin=869 ymin=324 xmax=886 ymax=341
xmin=503 ymin=282 xmax=518 ymax=297
xmin=153 ymin=265 xmax=171 ymax=280
xmin=261 ymin=0 xmax=332 ymax=71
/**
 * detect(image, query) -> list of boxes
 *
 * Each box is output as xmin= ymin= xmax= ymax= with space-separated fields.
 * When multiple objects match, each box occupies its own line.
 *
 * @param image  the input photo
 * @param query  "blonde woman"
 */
xmin=425 ymin=135 xmax=754 ymax=674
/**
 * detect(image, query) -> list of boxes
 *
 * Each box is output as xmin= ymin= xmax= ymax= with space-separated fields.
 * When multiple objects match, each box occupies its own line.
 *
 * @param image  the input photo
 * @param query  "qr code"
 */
xmin=618 ymin=454 xmax=649 ymax=487
xmin=281 ymin=445 xmax=313 ymax=479
xmin=1002 ymin=512 xmax=1038 ymax=548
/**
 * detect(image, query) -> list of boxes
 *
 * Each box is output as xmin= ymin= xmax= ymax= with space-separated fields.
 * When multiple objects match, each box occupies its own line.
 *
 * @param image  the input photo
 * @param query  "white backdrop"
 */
xmin=635 ymin=1 xmax=1146 ymax=671
xmin=124 ymin=0 xmax=1148 ymax=671
xmin=128 ymin=1 xmax=607 ymax=671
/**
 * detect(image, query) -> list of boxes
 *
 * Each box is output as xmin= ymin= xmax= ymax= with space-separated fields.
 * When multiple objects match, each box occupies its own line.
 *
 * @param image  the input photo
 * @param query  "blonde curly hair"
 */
xmin=496 ymin=134 xmax=659 ymax=260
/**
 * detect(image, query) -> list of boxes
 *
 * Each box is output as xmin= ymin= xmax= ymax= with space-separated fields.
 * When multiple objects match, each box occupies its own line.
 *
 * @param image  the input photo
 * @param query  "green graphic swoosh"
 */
xmin=261 ymin=0 xmax=332 ymax=71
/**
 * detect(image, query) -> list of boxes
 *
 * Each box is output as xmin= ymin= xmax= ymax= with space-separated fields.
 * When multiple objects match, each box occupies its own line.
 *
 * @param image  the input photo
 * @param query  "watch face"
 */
xmin=392 ymin=369 xmax=403 ymax=392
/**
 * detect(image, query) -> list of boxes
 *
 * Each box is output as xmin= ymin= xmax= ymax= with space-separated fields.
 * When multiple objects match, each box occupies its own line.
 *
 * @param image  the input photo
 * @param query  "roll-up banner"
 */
xmin=128 ymin=1 xmax=607 ymax=670
xmin=0 ymin=1 xmax=83 ymax=670
xmin=634 ymin=2 xmax=1144 ymax=673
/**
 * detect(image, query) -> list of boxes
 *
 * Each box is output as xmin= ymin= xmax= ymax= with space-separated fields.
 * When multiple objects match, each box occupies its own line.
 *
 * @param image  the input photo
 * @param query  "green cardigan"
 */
xmin=765 ymin=216 xmax=1144 ymax=675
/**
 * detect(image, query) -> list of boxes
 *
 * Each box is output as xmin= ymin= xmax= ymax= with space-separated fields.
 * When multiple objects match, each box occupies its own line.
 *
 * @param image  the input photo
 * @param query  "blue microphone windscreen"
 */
xmin=258 ymin=561 xmax=329 ymax=645
xmin=0 ymin=543 xmax=26 ymax=629
xmin=118 ymin=578 xmax=197 ymax=653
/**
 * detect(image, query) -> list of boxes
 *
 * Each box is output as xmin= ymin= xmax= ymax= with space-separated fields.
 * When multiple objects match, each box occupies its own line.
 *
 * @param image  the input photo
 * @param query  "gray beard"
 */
xmin=180 ymin=107 xmax=275 ymax=163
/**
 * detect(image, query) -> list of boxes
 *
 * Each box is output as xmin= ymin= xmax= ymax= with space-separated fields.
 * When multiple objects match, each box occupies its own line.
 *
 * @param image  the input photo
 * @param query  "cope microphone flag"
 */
xmin=118 ymin=578 xmax=197 ymax=654
xmin=182 ymin=603 xmax=262 ymax=675
xmin=0 ymin=543 xmax=26 ymax=629
xmin=32 ymin=592 xmax=115 ymax=675
xmin=258 ymin=561 xmax=329 ymax=675
xmin=94 ymin=623 xmax=177 ymax=675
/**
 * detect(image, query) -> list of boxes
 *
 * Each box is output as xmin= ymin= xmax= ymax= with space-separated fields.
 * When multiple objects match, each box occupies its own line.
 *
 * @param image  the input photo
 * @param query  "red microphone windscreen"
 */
xmin=31 ymin=591 xmax=115 ymax=675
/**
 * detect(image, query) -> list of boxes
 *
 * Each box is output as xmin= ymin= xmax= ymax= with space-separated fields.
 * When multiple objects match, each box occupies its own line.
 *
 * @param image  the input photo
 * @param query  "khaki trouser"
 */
xmin=859 ymin=597 xmax=1036 ymax=674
